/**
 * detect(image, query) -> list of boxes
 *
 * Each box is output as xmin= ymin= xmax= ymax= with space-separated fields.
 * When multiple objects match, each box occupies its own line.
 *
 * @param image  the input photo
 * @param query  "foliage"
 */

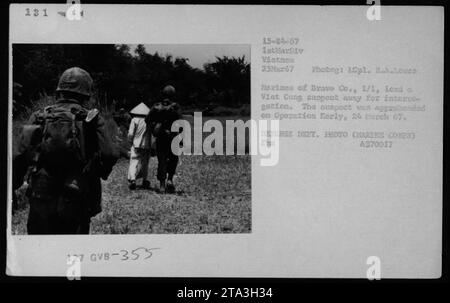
xmin=13 ymin=44 xmax=250 ymax=116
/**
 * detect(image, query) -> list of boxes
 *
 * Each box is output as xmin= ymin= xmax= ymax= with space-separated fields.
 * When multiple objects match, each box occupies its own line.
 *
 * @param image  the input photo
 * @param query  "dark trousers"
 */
xmin=156 ymin=137 xmax=178 ymax=182
xmin=27 ymin=197 xmax=90 ymax=235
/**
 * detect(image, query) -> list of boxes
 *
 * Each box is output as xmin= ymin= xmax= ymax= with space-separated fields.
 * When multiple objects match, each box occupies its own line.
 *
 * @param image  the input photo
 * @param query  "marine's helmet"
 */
xmin=56 ymin=67 xmax=93 ymax=97
xmin=162 ymin=85 xmax=176 ymax=98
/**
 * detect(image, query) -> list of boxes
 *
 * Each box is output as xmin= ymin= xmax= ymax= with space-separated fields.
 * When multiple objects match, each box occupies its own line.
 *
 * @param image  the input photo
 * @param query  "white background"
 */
xmin=8 ymin=4 xmax=443 ymax=278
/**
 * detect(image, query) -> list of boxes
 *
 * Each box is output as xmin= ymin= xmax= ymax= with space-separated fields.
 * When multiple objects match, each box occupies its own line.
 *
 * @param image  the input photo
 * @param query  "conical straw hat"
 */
xmin=130 ymin=102 xmax=150 ymax=116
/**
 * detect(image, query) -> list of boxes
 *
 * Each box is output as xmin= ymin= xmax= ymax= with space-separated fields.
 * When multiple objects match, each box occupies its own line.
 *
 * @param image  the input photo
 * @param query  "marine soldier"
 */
xmin=12 ymin=67 xmax=119 ymax=234
xmin=147 ymin=85 xmax=182 ymax=193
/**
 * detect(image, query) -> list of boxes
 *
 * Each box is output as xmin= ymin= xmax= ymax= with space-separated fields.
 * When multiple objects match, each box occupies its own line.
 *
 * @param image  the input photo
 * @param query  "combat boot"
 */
xmin=129 ymin=180 xmax=136 ymax=190
xmin=166 ymin=179 xmax=175 ymax=193
xmin=159 ymin=180 xmax=166 ymax=193
xmin=142 ymin=180 xmax=150 ymax=189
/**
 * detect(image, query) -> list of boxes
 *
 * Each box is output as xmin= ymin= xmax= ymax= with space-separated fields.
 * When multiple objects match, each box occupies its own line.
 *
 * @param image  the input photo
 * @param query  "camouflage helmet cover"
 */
xmin=56 ymin=67 xmax=93 ymax=97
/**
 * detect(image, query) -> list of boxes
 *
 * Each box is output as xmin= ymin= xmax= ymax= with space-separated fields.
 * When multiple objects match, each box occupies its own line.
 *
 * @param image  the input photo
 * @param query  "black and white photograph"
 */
xmin=4 ymin=3 xmax=446 ymax=281
xmin=11 ymin=43 xmax=251 ymax=235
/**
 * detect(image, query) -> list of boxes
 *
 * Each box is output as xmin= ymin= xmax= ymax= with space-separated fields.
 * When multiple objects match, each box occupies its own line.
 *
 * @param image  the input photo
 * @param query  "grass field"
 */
xmin=11 ymin=115 xmax=252 ymax=234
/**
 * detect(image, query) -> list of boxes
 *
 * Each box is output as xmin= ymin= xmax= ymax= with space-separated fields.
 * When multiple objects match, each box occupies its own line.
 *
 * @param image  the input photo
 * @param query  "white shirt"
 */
xmin=128 ymin=116 xmax=150 ymax=149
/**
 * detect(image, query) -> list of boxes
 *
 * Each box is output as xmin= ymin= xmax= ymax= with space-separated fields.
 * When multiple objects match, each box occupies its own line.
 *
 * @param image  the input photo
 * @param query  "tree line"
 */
xmin=13 ymin=44 xmax=250 ymax=115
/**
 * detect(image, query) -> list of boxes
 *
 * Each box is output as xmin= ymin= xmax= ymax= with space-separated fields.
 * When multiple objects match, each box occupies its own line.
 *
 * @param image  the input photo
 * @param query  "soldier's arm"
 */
xmin=13 ymin=152 xmax=29 ymax=191
xmin=12 ymin=111 xmax=40 ymax=190
xmin=127 ymin=118 xmax=136 ymax=142
xmin=95 ymin=114 xmax=119 ymax=180
xmin=145 ymin=109 xmax=158 ymax=135
xmin=171 ymin=102 xmax=183 ymax=134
